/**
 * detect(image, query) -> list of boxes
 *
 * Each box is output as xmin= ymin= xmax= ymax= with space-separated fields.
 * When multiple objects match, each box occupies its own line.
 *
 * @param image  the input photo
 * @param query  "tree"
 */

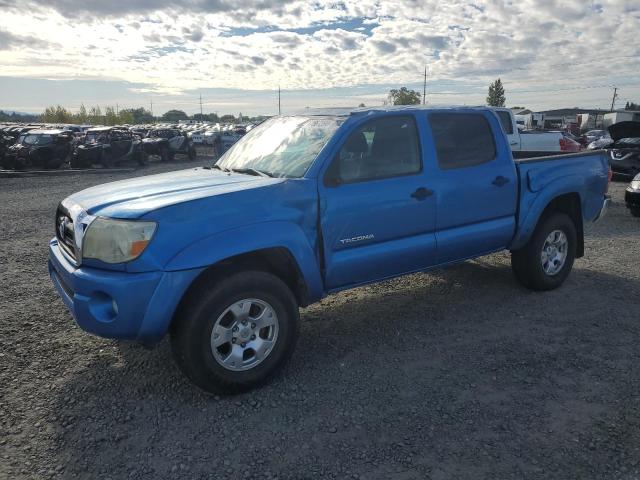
xmin=388 ymin=87 xmax=421 ymax=105
xmin=358 ymin=103 xmax=366 ymax=107
xmin=104 ymin=106 xmax=118 ymax=125
xmin=220 ymin=114 xmax=236 ymax=124
xmin=625 ymin=101 xmax=639 ymax=110
xmin=120 ymin=107 xmax=154 ymax=124
xmin=487 ymin=78 xmax=506 ymax=107
xmin=77 ymin=104 xmax=88 ymax=124
xmin=162 ymin=109 xmax=188 ymax=122
xmin=88 ymin=106 xmax=102 ymax=125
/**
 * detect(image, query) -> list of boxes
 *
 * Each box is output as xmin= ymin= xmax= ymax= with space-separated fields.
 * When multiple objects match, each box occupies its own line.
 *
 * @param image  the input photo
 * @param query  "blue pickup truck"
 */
xmin=49 ymin=106 xmax=610 ymax=393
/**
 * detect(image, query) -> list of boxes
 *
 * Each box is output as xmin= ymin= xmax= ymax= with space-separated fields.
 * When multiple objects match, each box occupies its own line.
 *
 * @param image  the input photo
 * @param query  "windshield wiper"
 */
xmin=230 ymin=167 xmax=274 ymax=177
xmin=211 ymin=164 xmax=230 ymax=172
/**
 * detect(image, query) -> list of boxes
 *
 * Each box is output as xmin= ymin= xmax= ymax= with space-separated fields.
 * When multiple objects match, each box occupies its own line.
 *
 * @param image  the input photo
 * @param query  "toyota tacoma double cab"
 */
xmin=49 ymin=106 xmax=611 ymax=394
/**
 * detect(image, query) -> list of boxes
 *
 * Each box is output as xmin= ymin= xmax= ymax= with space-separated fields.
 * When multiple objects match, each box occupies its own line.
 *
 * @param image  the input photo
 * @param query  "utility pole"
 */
xmin=423 ymin=67 xmax=427 ymax=105
xmin=610 ymin=87 xmax=618 ymax=111
xmin=278 ymin=86 xmax=281 ymax=115
xmin=199 ymin=94 xmax=203 ymax=117
xmin=116 ymin=103 xmax=119 ymax=116
xmin=150 ymin=100 xmax=153 ymax=120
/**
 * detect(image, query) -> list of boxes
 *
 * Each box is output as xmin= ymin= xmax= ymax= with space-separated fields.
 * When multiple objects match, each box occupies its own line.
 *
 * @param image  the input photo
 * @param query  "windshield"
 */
xmin=22 ymin=134 xmax=53 ymax=146
xmin=85 ymin=132 xmax=107 ymax=144
xmin=614 ymin=137 xmax=640 ymax=146
xmin=215 ymin=116 xmax=342 ymax=178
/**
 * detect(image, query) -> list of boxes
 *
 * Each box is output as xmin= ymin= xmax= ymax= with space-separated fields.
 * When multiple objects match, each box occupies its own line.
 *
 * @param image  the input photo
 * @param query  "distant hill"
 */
xmin=0 ymin=110 xmax=40 ymax=122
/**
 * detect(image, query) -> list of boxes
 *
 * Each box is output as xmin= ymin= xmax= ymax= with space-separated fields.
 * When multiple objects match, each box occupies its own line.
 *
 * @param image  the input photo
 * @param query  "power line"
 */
xmin=422 ymin=67 xmax=426 ymax=105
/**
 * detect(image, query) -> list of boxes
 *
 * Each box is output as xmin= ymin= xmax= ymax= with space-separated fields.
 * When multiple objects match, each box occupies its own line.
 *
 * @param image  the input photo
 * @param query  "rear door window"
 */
xmin=428 ymin=113 xmax=497 ymax=170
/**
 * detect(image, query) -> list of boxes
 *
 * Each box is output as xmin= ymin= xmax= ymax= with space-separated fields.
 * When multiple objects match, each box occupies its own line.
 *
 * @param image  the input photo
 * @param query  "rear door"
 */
xmin=425 ymin=111 xmax=518 ymax=264
xmin=319 ymin=113 xmax=437 ymax=290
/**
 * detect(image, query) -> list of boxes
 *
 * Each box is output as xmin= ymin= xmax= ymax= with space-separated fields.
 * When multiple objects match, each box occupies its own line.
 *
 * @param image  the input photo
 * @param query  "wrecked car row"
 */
xmin=0 ymin=125 xmax=198 ymax=170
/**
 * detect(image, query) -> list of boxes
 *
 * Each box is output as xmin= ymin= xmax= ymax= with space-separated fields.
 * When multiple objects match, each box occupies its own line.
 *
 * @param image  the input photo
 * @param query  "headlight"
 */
xmin=82 ymin=218 xmax=157 ymax=264
xmin=631 ymin=180 xmax=640 ymax=191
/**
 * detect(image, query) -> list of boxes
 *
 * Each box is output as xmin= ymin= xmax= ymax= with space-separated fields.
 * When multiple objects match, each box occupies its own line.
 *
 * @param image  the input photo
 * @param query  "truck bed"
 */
xmin=510 ymin=149 xmax=610 ymax=251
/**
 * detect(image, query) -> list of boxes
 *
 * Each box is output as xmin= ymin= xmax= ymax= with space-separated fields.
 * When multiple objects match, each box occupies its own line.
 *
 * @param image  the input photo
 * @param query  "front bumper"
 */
xmin=48 ymin=238 xmax=202 ymax=344
xmin=593 ymin=195 xmax=610 ymax=222
xmin=626 ymin=189 xmax=640 ymax=209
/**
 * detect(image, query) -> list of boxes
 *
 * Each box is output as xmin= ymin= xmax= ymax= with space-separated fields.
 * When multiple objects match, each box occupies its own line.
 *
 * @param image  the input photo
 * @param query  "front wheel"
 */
xmin=136 ymin=150 xmax=148 ymax=166
xmin=171 ymin=270 xmax=300 ymax=394
xmin=511 ymin=212 xmax=577 ymax=291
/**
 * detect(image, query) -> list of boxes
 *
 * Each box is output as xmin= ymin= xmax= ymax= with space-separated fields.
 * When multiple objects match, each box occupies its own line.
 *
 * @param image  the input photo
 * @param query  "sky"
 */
xmin=0 ymin=0 xmax=639 ymax=117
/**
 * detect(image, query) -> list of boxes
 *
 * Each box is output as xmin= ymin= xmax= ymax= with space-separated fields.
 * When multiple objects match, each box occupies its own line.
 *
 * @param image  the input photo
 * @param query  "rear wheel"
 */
xmin=101 ymin=151 xmax=114 ymax=168
xmin=44 ymin=157 xmax=63 ymax=169
xmin=160 ymin=146 xmax=170 ymax=162
xmin=69 ymin=154 xmax=84 ymax=169
xmin=171 ymin=270 xmax=300 ymax=394
xmin=511 ymin=212 xmax=577 ymax=291
xmin=136 ymin=150 xmax=148 ymax=166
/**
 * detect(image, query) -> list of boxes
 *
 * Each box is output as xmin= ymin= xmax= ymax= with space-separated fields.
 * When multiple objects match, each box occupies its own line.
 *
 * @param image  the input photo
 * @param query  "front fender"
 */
xmin=164 ymin=221 xmax=325 ymax=303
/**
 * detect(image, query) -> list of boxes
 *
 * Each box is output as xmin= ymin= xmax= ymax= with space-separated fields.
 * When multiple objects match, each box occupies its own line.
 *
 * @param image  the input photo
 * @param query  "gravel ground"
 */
xmin=1 ymin=159 xmax=639 ymax=480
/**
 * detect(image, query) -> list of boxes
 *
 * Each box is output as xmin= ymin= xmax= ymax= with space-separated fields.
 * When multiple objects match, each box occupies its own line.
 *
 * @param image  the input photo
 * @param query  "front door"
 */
xmin=320 ymin=114 xmax=437 ymax=290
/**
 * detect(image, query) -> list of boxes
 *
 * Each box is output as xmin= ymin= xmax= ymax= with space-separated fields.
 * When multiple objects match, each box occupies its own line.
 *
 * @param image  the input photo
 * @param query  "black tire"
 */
xmin=511 ymin=212 xmax=577 ymax=291
xmin=136 ymin=150 xmax=148 ymax=166
xmin=171 ymin=270 xmax=300 ymax=394
xmin=160 ymin=146 xmax=170 ymax=162
xmin=69 ymin=155 xmax=83 ymax=169
xmin=630 ymin=208 xmax=640 ymax=218
xmin=44 ymin=157 xmax=63 ymax=169
xmin=101 ymin=151 xmax=114 ymax=168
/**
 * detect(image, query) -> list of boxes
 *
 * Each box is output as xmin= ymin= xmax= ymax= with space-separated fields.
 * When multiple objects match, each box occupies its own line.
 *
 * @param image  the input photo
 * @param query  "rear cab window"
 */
xmin=495 ymin=110 xmax=514 ymax=135
xmin=428 ymin=112 xmax=497 ymax=170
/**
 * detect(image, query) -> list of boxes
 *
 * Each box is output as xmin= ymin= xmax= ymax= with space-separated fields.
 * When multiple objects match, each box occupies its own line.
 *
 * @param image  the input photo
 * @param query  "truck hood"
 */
xmin=67 ymin=167 xmax=284 ymax=218
xmin=608 ymin=121 xmax=640 ymax=142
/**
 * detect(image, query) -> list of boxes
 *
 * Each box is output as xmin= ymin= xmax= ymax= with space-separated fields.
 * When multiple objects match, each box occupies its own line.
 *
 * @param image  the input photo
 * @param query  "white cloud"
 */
xmin=0 ymin=0 xmax=639 ymax=113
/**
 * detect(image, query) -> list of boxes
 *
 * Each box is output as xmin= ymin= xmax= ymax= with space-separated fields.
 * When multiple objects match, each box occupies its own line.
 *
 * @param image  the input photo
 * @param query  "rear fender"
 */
xmin=164 ymin=221 xmax=325 ymax=303
xmin=510 ymin=170 xmax=586 ymax=251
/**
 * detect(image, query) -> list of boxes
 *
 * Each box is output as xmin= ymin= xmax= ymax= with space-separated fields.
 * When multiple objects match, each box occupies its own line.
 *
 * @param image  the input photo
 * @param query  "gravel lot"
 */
xmin=1 ymin=158 xmax=639 ymax=480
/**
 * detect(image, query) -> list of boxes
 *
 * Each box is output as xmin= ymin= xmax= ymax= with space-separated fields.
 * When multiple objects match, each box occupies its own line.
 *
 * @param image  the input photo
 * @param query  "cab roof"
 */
xmin=296 ymin=105 xmax=492 ymax=117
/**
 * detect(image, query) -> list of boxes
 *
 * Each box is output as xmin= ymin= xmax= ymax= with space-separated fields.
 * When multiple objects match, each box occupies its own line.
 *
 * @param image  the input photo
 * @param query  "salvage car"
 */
xmin=492 ymin=107 xmax=577 ymax=158
xmin=607 ymin=121 xmax=640 ymax=177
xmin=71 ymin=127 xmax=147 ymax=168
xmin=0 ymin=131 xmax=15 ymax=167
xmin=2 ymin=129 xmax=73 ymax=170
xmin=49 ymin=106 xmax=610 ymax=394
xmin=625 ymin=173 xmax=640 ymax=217
xmin=142 ymin=128 xmax=196 ymax=161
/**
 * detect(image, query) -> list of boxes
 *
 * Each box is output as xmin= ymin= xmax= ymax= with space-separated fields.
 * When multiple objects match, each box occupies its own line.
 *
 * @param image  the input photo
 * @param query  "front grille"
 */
xmin=55 ymin=206 xmax=76 ymax=261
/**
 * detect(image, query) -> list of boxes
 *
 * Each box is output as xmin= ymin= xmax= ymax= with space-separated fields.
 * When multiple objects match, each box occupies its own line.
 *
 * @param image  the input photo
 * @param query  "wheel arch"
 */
xmin=511 ymin=191 xmax=584 ymax=257
xmin=538 ymin=193 xmax=584 ymax=257
xmin=169 ymin=247 xmax=311 ymax=335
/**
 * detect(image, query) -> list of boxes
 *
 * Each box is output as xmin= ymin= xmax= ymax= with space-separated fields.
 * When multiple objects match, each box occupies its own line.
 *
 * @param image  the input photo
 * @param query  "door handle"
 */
xmin=492 ymin=176 xmax=510 ymax=187
xmin=509 ymin=141 xmax=518 ymax=146
xmin=411 ymin=187 xmax=434 ymax=200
